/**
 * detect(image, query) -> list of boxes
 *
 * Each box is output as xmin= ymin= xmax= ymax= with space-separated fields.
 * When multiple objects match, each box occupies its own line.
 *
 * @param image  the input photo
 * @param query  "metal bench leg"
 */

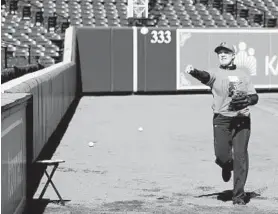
xmin=44 ymin=170 xmax=65 ymax=205
xmin=38 ymin=164 xmax=65 ymax=205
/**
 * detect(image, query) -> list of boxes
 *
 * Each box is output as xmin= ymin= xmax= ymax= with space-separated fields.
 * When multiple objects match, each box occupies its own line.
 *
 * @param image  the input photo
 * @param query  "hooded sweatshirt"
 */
xmin=189 ymin=64 xmax=258 ymax=117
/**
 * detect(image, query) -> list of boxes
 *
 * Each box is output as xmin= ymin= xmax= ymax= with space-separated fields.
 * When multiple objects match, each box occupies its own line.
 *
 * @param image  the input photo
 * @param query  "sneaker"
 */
xmin=222 ymin=167 xmax=232 ymax=182
xmin=233 ymin=197 xmax=246 ymax=205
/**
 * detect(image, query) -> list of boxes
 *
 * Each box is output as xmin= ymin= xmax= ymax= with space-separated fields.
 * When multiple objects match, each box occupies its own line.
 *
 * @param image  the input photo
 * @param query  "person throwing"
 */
xmin=185 ymin=42 xmax=259 ymax=205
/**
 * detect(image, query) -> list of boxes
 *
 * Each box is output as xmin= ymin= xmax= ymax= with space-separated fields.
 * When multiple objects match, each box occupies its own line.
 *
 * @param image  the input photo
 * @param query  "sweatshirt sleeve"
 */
xmin=189 ymin=68 xmax=216 ymax=87
xmin=247 ymin=94 xmax=259 ymax=106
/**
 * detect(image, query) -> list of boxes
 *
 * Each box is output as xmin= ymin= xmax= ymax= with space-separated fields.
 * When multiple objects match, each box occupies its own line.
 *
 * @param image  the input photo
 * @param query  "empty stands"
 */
xmin=1 ymin=0 xmax=278 ymax=69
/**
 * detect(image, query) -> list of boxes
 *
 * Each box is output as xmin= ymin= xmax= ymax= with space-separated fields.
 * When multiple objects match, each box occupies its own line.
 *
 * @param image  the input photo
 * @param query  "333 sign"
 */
xmin=150 ymin=30 xmax=172 ymax=44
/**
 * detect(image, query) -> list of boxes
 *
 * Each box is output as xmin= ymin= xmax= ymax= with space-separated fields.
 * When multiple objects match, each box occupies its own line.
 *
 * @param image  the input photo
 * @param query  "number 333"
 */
xmin=150 ymin=30 xmax=172 ymax=44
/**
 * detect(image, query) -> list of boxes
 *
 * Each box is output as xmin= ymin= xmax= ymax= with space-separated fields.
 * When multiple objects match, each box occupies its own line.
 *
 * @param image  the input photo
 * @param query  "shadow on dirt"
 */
xmin=24 ymin=96 xmax=81 ymax=214
xmin=23 ymin=199 xmax=71 ymax=214
xmin=196 ymin=189 xmax=261 ymax=204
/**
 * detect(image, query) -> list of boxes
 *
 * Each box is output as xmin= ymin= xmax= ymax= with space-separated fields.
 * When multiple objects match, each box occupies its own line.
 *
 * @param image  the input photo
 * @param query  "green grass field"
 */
xmin=32 ymin=93 xmax=278 ymax=214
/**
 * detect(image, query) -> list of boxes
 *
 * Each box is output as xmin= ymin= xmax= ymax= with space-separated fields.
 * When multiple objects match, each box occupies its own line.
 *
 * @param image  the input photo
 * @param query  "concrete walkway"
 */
xmin=35 ymin=93 xmax=278 ymax=214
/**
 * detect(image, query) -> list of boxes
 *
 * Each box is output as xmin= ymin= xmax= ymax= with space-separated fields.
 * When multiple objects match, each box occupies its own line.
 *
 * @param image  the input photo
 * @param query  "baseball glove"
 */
xmin=229 ymin=92 xmax=250 ymax=111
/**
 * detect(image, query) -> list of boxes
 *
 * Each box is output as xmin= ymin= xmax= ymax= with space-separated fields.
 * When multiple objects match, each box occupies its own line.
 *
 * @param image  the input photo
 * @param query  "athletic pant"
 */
xmin=213 ymin=113 xmax=251 ymax=199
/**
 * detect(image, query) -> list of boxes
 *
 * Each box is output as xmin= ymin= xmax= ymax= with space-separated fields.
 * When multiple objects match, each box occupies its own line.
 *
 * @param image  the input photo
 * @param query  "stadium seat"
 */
xmin=212 ymin=0 xmax=223 ymax=11
xmin=199 ymin=0 xmax=209 ymax=6
xmin=267 ymin=17 xmax=278 ymax=27
xmin=44 ymin=47 xmax=59 ymax=57
xmin=157 ymin=22 xmax=169 ymax=27
xmin=7 ymin=45 xmax=17 ymax=53
xmin=251 ymin=22 xmax=263 ymax=27
xmin=225 ymin=3 xmax=236 ymax=14
xmin=253 ymin=13 xmax=264 ymax=25
xmin=223 ymin=12 xmax=235 ymax=22
xmin=239 ymin=8 xmax=249 ymax=19
xmin=31 ymin=43 xmax=45 ymax=53
xmin=119 ymin=19 xmax=128 ymax=26
xmin=18 ymin=25 xmax=32 ymax=34
xmin=13 ymin=47 xmax=29 ymax=58
xmin=2 ymin=0 xmax=278 ymax=71
xmin=238 ymin=18 xmax=250 ymax=27
xmin=2 ymin=25 xmax=16 ymax=34
xmin=38 ymin=56 xmax=55 ymax=67
xmin=3 ymin=34 xmax=18 ymax=45
xmin=31 ymin=49 xmax=44 ymax=58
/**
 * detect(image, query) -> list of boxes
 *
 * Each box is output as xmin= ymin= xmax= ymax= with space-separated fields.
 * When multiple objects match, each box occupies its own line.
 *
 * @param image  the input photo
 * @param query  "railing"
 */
xmin=1 ymin=41 xmax=31 ymax=69
xmin=235 ymin=0 xmax=267 ymax=27
xmin=18 ymin=0 xmax=69 ymax=21
xmin=193 ymin=0 xmax=268 ymax=27
xmin=8 ymin=0 xmax=70 ymax=31
xmin=2 ymin=45 xmax=8 ymax=68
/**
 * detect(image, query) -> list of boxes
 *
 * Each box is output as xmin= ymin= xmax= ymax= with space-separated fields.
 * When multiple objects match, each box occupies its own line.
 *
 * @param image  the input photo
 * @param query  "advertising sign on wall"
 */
xmin=176 ymin=29 xmax=278 ymax=90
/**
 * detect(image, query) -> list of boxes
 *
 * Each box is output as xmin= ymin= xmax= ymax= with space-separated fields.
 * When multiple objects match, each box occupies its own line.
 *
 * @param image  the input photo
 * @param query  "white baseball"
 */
xmin=185 ymin=65 xmax=194 ymax=74
xmin=140 ymin=27 xmax=149 ymax=35
xmin=138 ymin=127 xmax=143 ymax=132
xmin=88 ymin=142 xmax=95 ymax=147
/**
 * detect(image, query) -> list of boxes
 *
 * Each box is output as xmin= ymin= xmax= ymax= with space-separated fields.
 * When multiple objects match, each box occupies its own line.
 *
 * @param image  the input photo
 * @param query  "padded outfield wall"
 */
xmin=1 ymin=93 xmax=31 ymax=214
xmin=76 ymin=28 xmax=278 ymax=93
xmin=1 ymin=26 xmax=78 ymax=214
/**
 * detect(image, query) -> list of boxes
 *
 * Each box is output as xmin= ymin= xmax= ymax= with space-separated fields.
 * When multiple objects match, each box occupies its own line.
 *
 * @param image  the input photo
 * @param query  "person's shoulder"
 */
xmin=235 ymin=66 xmax=249 ymax=74
xmin=208 ymin=67 xmax=220 ymax=74
xmin=236 ymin=68 xmax=252 ymax=78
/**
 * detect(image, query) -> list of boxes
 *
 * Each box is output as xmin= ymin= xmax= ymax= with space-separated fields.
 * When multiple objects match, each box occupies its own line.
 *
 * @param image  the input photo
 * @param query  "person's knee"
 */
xmin=215 ymin=157 xmax=233 ymax=170
xmin=234 ymin=152 xmax=248 ymax=165
xmin=214 ymin=147 xmax=232 ymax=164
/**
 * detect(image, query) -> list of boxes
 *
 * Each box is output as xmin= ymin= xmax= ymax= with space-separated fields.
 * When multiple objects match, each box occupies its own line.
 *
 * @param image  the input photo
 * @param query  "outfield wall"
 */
xmin=77 ymin=27 xmax=134 ymax=92
xmin=1 ymin=93 xmax=31 ymax=214
xmin=2 ymin=61 xmax=77 ymax=162
xmin=77 ymin=28 xmax=278 ymax=93
xmin=1 ymin=26 xmax=78 ymax=214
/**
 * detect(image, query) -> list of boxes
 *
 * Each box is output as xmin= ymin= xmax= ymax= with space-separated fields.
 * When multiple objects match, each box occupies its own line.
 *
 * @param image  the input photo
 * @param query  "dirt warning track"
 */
xmin=34 ymin=93 xmax=278 ymax=214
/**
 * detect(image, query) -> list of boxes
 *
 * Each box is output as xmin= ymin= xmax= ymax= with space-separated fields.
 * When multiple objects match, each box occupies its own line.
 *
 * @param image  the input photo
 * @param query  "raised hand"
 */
xmin=185 ymin=65 xmax=194 ymax=74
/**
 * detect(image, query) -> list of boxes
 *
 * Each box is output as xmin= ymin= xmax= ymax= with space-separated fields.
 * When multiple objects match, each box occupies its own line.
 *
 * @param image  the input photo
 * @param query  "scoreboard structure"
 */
xmin=73 ymin=27 xmax=278 ymax=93
xmin=127 ymin=0 xmax=149 ymax=18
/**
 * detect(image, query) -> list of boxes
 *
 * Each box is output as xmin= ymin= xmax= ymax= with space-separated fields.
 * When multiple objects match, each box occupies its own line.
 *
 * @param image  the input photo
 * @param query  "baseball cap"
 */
xmin=214 ymin=42 xmax=235 ymax=54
